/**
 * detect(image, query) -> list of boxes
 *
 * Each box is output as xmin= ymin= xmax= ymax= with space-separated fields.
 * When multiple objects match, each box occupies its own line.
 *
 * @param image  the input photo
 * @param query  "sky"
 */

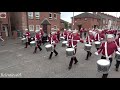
xmin=61 ymin=12 xmax=120 ymax=23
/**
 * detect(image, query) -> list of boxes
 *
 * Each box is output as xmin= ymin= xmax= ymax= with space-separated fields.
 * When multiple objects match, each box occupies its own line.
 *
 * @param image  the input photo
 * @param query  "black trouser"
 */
xmin=84 ymin=32 xmax=86 ymax=38
xmin=96 ymin=48 xmax=99 ymax=51
xmin=69 ymin=56 xmax=78 ymax=67
xmin=57 ymin=34 xmax=60 ymax=41
xmin=33 ymin=41 xmax=42 ymax=53
xmin=49 ymin=49 xmax=58 ymax=59
xmin=116 ymin=60 xmax=120 ymax=69
xmin=101 ymin=56 xmax=113 ymax=78
xmin=86 ymin=51 xmax=92 ymax=60
xmin=25 ymin=38 xmax=31 ymax=48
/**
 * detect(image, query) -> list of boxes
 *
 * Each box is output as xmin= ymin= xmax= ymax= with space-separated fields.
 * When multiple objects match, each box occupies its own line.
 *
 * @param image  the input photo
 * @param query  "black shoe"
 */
xmin=90 ymin=53 xmax=92 ymax=56
xmin=74 ymin=61 xmax=78 ymax=64
xmin=85 ymin=58 xmax=88 ymax=60
xmin=68 ymin=66 xmax=72 ymax=70
xmin=55 ymin=53 xmax=58 ymax=56
xmin=40 ymin=48 xmax=42 ymax=51
xmin=116 ymin=68 xmax=118 ymax=71
xmin=33 ymin=51 xmax=36 ymax=54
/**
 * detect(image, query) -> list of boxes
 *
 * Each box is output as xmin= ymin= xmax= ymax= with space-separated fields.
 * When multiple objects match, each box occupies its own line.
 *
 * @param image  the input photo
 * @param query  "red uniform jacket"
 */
xmin=49 ymin=34 xmax=59 ymax=46
xmin=35 ymin=33 xmax=41 ymax=41
xmin=68 ymin=33 xmax=84 ymax=47
xmin=25 ymin=32 xmax=30 ymax=38
xmin=62 ymin=31 xmax=68 ymax=39
xmin=98 ymin=42 xmax=117 ymax=56
xmin=95 ymin=33 xmax=105 ymax=41
xmin=86 ymin=34 xmax=95 ymax=44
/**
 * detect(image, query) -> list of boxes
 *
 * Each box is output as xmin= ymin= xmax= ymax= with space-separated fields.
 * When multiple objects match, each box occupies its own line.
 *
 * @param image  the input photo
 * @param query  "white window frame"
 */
xmin=49 ymin=13 xmax=52 ymax=20
xmin=36 ymin=25 xmax=40 ymax=31
xmin=54 ymin=13 xmax=57 ymax=20
xmin=29 ymin=25 xmax=34 ymax=31
xmin=0 ymin=12 xmax=6 ymax=18
xmin=35 ymin=12 xmax=40 ymax=19
xmin=28 ymin=12 xmax=33 ymax=19
xmin=103 ymin=19 xmax=105 ymax=24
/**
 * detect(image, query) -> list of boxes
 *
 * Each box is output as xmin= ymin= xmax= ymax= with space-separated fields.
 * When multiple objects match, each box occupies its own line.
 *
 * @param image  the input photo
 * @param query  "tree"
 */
xmin=64 ymin=22 xmax=68 ymax=29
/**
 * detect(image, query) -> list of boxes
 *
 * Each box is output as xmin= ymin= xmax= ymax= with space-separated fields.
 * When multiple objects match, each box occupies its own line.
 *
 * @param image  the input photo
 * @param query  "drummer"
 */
xmin=56 ymin=29 xmax=60 ymax=41
xmin=85 ymin=30 xmax=95 ymax=60
xmin=24 ymin=29 xmax=31 ymax=48
xmin=67 ymin=29 xmax=73 ymax=48
xmin=48 ymin=32 xmax=59 ymax=59
xmin=68 ymin=30 xmax=84 ymax=70
xmin=33 ymin=30 xmax=42 ymax=54
xmin=114 ymin=33 xmax=120 ymax=71
xmin=95 ymin=34 xmax=118 ymax=78
xmin=62 ymin=29 xmax=68 ymax=41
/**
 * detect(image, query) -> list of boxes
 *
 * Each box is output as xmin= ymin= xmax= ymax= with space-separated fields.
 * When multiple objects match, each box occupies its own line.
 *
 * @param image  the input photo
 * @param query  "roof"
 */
xmin=71 ymin=12 xmax=101 ymax=19
xmin=60 ymin=19 xmax=69 ymax=23
xmin=41 ymin=18 xmax=51 ymax=25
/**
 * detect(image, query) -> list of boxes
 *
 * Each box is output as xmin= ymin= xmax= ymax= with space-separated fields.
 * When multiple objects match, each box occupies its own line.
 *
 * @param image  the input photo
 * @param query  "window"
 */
xmin=36 ymin=25 xmax=40 ymax=30
xmin=29 ymin=25 xmax=34 ymax=31
xmin=54 ymin=13 xmax=57 ymax=19
xmin=103 ymin=19 xmax=105 ymax=24
xmin=49 ymin=13 xmax=52 ymax=19
xmin=35 ymin=12 xmax=40 ymax=19
xmin=54 ymin=25 xmax=57 ymax=30
xmin=28 ymin=12 xmax=33 ymax=19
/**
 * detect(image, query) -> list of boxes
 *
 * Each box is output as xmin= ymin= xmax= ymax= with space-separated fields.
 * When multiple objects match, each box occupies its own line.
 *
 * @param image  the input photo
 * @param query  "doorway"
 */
xmin=78 ymin=25 xmax=82 ymax=30
xmin=2 ymin=24 xmax=9 ymax=37
xmin=43 ymin=24 xmax=47 ymax=34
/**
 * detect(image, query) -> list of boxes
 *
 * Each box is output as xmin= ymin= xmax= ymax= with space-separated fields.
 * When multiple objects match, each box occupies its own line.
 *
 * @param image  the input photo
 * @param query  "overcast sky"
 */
xmin=61 ymin=12 xmax=120 ymax=23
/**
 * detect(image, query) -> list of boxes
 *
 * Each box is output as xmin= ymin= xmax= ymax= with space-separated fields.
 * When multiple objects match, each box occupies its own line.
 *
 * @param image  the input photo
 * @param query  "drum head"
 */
xmin=45 ymin=44 xmax=52 ymax=48
xmin=97 ymin=59 xmax=110 ymax=66
xmin=62 ymin=41 xmax=67 ymax=43
xmin=116 ymin=51 xmax=120 ymax=55
xmin=21 ymin=38 xmax=26 ymax=40
xmin=85 ymin=44 xmax=91 ymax=46
xmin=30 ymin=41 xmax=35 ymax=43
xmin=66 ymin=48 xmax=74 ymax=51
xmin=95 ymin=41 xmax=100 ymax=44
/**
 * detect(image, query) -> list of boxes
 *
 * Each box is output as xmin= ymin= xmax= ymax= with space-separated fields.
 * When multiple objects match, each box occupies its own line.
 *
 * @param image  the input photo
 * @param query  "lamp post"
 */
xmin=72 ymin=12 xmax=74 ymax=30
xmin=115 ymin=12 xmax=118 ymax=30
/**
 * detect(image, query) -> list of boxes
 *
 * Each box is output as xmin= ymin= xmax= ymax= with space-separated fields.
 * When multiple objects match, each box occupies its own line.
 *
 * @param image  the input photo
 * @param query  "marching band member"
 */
xmin=48 ymin=32 xmax=59 ymax=59
xmin=114 ymin=33 xmax=120 ymax=71
xmin=79 ymin=28 xmax=83 ymax=38
xmin=62 ymin=29 xmax=68 ymax=41
xmin=56 ymin=29 xmax=60 ymax=41
xmin=95 ymin=34 xmax=118 ymax=78
xmin=85 ymin=30 xmax=95 ymax=60
xmin=95 ymin=30 xmax=105 ymax=50
xmin=24 ymin=29 xmax=31 ymax=48
xmin=67 ymin=30 xmax=73 ymax=48
xmin=33 ymin=31 xmax=42 ymax=54
xmin=68 ymin=30 xmax=84 ymax=70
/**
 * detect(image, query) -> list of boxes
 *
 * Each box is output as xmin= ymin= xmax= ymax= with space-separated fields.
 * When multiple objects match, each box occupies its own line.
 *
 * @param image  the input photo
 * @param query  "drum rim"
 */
xmin=97 ymin=59 xmax=110 ymax=66
xmin=85 ymin=44 xmax=92 ymax=46
xmin=116 ymin=51 xmax=120 ymax=54
xmin=66 ymin=48 xmax=74 ymax=51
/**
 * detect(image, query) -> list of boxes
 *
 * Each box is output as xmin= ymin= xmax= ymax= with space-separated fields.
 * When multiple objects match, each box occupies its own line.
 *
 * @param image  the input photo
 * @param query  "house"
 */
xmin=0 ymin=12 xmax=11 ymax=39
xmin=71 ymin=12 xmax=101 ymax=30
xmin=10 ymin=12 xmax=61 ymax=35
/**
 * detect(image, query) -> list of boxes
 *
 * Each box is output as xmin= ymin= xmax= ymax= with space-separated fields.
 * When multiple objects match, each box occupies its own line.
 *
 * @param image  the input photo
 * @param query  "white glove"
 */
xmin=91 ymin=40 xmax=94 ymax=42
xmin=77 ymin=40 xmax=79 ymax=42
xmin=94 ymin=52 xmax=99 ymax=55
xmin=101 ymin=38 xmax=103 ymax=40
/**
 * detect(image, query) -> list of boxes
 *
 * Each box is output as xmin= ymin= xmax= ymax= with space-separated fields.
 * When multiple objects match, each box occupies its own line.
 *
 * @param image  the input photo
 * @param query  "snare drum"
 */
xmin=45 ymin=44 xmax=53 ymax=52
xmin=60 ymin=37 xmax=65 ymax=41
xmin=115 ymin=51 xmax=120 ymax=61
xmin=94 ymin=41 xmax=101 ymax=49
xmin=84 ymin=44 xmax=92 ymax=51
xmin=21 ymin=38 xmax=27 ymax=44
xmin=66 ymin=48 xmax=74 ymax=56
xmin=62 ymin=41 xmax=67 ymax=47
xmin=97 ymin=59 xmax=110 ymax=74
xmin=30 ymin=41 xmax=36 ymax=47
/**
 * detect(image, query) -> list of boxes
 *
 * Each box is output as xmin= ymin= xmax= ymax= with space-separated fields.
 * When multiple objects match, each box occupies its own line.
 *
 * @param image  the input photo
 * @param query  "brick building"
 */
xmin=0 ymin=12 xmax=11 ymax=39
xmin=71 ymin=12 xmax=120 ymax=30
xmin=10 ymin=12 xmax=61 ymax=34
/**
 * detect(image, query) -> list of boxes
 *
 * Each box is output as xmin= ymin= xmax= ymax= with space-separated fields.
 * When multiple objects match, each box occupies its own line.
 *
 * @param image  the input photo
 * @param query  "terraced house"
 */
xmin=10 ymin=12 xmax=61 ymax=34
xmin=72 ymin=12 xmax=120 ymax=30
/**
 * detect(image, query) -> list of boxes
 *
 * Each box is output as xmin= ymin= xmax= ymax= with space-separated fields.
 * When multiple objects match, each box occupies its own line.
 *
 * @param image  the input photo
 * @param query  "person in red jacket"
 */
xmin=79 ymin=28 xmax=83 ymax=38
xmin=95 ymin=34 xmax=117 ymax=78
xmin=85 ymin=30 xmax=95 ymax=60
xmin=56 ymin=29 xmax=60 ymax=41
xmin=48 ymin=32 xmax=59 ymax=59
xmin=24 ymin=29 xmax=31 ymax=48
xmin=62 ymin=29 xmax=68 ymax=41
xmin=33 ymin=31 xmax=42 ymax=54
xmin=68 ymin=30 xmax=84 ymax=70
xmin=67 ymin=30 xmax=73 ymax=48
xmin=114 ymin=33 xmax=120 ymax=71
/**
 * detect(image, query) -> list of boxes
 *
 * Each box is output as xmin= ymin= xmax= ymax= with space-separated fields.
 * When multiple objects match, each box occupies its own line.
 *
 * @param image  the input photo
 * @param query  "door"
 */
xmin=78 ymin=25 xmax=82 ymax=30
xmin=2 ymin=25 xmax=8 ymax=37
xmin=43 ymin=24 xmax=47 ymax=34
